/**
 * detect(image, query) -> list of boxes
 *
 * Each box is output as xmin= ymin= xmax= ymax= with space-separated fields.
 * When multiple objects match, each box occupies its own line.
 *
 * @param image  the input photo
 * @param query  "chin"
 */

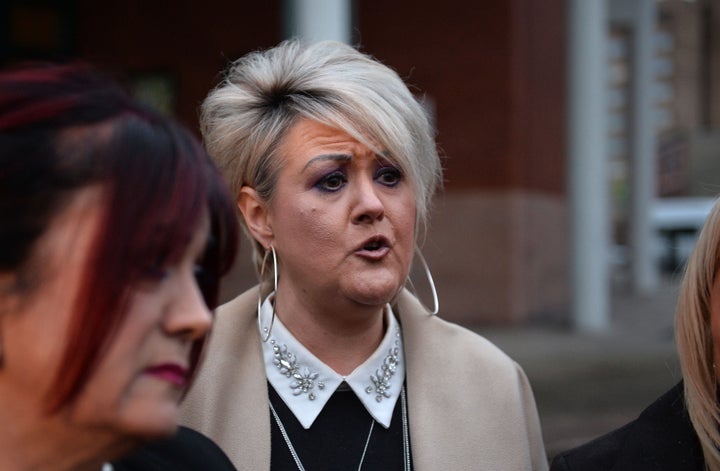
xmin=124 ymin=419 xmax=178 ymax=441
xmin=348 ymin=281 xmax=402 ymax=307
xmin=115 ymin=400 xmax=181 ymax=440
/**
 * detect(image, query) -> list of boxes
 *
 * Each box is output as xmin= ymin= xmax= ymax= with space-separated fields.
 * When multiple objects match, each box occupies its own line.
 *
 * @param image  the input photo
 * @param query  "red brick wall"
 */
xmin=74 ymin=0 xmax=284 ymax=133
xmin=70 ymin=0 xmax=565 ymax=195
xmin=357 ymin=0 xmax=565 ymax=194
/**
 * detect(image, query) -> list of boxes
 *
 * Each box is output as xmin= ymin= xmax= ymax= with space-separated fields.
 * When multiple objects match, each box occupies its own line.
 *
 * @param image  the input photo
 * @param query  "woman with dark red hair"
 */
xmin=0 ymin=63 xmax=239 ymax=470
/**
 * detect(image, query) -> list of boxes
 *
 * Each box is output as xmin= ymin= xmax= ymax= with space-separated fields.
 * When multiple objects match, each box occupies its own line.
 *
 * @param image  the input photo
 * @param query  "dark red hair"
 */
xmin=0 ymin=63 xmax=238 ymax=411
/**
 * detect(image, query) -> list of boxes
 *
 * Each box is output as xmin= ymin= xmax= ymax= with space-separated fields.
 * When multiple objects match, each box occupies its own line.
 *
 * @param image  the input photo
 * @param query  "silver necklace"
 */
xmin=269 ymin=387 xmax=410 ymax=471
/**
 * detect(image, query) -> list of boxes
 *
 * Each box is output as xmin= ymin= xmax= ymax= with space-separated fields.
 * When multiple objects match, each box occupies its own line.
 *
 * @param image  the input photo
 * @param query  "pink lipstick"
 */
xmin=144 ymin=363 xmax=189 ymax=387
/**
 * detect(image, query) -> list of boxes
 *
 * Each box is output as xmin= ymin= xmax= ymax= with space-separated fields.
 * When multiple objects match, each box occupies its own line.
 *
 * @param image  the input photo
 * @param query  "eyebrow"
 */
xmin=302 ymin=153 xmax=352 ymax=172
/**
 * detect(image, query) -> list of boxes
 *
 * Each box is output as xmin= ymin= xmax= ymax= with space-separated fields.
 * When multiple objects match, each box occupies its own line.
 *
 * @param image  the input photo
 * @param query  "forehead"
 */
xmin=37 ymin=186 xmax=104 ymax=258
xmin=17 ymin=185 xmax=105 ymax=300
xmin=280 ymin=119 xmax=370 ymax=155
xmin=188 ymin=208 xmax=210 ymax=254
xmin=274 ymin=117 xmax=412 ymax=185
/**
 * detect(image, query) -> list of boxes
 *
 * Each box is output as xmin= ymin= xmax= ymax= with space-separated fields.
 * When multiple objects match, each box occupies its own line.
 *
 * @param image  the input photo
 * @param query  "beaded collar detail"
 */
xmin=259 ymin=296 xmax=405 ymax=429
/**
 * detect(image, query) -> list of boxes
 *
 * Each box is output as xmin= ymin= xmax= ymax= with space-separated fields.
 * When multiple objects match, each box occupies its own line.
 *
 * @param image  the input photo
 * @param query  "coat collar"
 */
xmin=260 ymin=295 xmax=405 ymax=429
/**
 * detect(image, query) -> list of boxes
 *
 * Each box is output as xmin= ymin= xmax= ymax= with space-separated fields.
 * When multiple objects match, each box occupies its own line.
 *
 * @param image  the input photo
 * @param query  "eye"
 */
xmin=193 ymin=263 xmax=217 ymax=309
xmin=375 ymin=166 xmax=403 ymax=187
xmin=314 ymin=170 xmax=347 ymax=192
xmin=142 ymin=259 xmax=169 ymax=282
xmin=193 ymin=264 xmax=209 ymax=287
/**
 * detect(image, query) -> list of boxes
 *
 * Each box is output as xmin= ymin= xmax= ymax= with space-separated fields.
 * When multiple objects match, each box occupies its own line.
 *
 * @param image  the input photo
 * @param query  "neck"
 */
xmin=0 ymin=387 xmax=133 ymax=471
xmin=274 ymin=287 xmax=386 ymax=375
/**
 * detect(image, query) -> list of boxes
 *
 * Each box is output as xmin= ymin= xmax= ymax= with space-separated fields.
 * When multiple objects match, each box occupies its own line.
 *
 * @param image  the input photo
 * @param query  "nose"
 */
xmin=164 ymin=273 xmax=212 ymax=341
xmin=351 ymin=175 xmax=385 ymax=224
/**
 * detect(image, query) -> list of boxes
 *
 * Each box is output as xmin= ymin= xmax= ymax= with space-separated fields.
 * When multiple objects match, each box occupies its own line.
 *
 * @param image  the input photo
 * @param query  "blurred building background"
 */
xmin=2 ymin=0 xmax=718 ymax=325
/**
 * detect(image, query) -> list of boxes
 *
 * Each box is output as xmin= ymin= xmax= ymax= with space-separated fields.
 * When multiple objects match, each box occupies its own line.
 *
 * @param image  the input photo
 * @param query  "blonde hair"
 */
xmin=676 ymin=196 xmax=720 ymax=470
xmin=200 ymin=39 xmax=443 ymax=278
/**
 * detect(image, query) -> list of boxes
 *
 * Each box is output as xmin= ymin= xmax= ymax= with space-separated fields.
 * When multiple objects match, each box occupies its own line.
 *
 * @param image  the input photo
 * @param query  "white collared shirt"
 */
xmin=259 ymin=295 xmax=405 ymax=430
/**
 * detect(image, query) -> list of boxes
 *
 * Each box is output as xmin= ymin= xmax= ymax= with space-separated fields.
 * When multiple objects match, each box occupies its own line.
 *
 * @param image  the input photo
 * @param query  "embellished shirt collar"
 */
xmin=259 ymin=295 xmax=405 ymax=430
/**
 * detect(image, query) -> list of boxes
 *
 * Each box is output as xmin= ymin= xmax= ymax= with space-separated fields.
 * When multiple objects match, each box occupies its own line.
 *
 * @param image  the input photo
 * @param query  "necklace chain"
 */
xmin=269 ymin=387 xmax=410 ymax=471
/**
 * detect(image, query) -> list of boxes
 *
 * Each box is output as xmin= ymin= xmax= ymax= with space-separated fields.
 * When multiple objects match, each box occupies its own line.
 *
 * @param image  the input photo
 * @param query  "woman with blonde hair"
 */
xmin=181 ymin=39 xmax=547 ymax=470
xmin=551 ymin=198 xmax=720 ymax=470
xmin=675 ymin=197 xmax=720 ymax=470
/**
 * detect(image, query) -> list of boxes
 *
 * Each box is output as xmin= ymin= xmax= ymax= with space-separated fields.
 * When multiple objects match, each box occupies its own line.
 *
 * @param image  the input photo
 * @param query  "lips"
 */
xmin=355 ymin=235 xmax=391 ymax=260
xmin=144 ymin=363 xmax=190 ymax=387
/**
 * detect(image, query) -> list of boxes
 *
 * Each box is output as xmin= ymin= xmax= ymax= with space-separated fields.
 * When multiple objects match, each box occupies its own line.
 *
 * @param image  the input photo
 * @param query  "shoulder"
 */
xmin=396 ymin=290 xmax=548 ymax=469
xmin=397 ymin=289 xmax=518 ymax=374
xmin=112 ymin=427 xmax=236 ymax=471
xmin=549 ymin=420 xmax=634 ymax=471
xmin=398 ymin=289 xmax=531 ymax=409
xmin=550 ymin=382 xmax=704 ymax=471
xmin=434 ymin=314 xmax=514 ymax=363
xmin=198 ymin=286 xmax=259 ymax=362
xmin=213 ymin=286 xmax=258 ymax=331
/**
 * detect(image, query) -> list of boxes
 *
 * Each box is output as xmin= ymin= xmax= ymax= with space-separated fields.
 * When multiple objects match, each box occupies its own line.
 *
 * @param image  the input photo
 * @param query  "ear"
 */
xmin=238 ymin=186 xmax=274 ymax=248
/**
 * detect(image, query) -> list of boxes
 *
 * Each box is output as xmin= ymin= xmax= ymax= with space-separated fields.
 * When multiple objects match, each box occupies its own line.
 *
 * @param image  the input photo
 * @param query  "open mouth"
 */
xmin=364 ymin=238 xmax=385 ymax=251
xmin=358 ymin=236 xmax=390 ymax=254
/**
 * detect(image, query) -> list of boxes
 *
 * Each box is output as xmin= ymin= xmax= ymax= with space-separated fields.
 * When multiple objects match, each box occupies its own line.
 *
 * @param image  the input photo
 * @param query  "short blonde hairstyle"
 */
xmin=676 ymin=196 xmax=720 ymax=470
xmin=200 ymin=39 xmax=443 ymax=277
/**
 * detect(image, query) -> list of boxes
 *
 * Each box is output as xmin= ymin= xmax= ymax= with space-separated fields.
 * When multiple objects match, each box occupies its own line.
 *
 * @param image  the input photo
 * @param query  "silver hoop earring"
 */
xmin=413 ymin=249 xmax=439 ymax=316
xmin=257 ymin=246 xmax=278 ymax=342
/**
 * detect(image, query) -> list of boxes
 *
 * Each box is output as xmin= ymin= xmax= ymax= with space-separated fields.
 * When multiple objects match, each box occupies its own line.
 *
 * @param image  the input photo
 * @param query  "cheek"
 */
xmin=276 ymin=201 xmax=339 ymax=250
xmin=78 ymin=328 xmax=146 ymax=404
xmin=387 ymin=197 xmax=417 ymax=277
xmin=78 ymin=297 xmax=158 ymax=405
xmin=1 ymin=292 xmax=75 ymax=401
xmin=392 ymin=195 xmax=417 ymax=244
xmin=68 ymin=309 xmax=169 ymax=435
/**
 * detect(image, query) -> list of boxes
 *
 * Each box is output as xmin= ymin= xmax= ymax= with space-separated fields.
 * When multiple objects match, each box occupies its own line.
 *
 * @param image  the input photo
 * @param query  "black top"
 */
xmin=550 ymin=382 xmax=705 ymax=471
xmin=269 ymin=382 xmax=412 ymax=470
xmin=112 ymin=426 xmax=236 ymax=471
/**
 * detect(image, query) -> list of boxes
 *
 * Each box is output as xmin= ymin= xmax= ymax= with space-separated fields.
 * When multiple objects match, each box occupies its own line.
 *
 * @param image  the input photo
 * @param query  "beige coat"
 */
xmin=181 ymin=287 xmax=548 ymax=470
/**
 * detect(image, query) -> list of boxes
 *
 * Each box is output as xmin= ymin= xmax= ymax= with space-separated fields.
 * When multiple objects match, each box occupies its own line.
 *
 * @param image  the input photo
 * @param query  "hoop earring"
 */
xmin=257 ymin=246 xmax=278 ymax=342
xmin=413 ymin=249 xmax=439 ymax=316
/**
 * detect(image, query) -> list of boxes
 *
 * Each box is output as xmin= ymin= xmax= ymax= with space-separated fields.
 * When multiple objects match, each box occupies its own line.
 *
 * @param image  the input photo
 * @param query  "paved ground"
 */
xmin=476 ymin=273 xmax=682 ymax=462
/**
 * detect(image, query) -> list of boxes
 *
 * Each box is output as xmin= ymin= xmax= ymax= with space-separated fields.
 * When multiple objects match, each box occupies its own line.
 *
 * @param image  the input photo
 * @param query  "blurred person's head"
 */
xmin=0 ymin=63 xmax=238 ymax=466
xmin=676 ymin=196 xmax=720 ymax=470
xmin=201 ymin=39 xmax=442 ymax=296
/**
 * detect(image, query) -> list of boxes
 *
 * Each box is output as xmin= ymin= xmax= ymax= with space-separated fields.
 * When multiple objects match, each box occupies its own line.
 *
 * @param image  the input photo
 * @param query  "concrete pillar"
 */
xmin=284 ymin=0 xmax=353 ymax=44
xmin=629 ymin=0 xmax=659 ymax=294
xmin=567 ymin=0 xmax=610 ymax=332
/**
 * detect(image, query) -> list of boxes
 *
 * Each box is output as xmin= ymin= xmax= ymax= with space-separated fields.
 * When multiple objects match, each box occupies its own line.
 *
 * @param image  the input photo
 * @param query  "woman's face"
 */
xmin=258 ymin=118 xmax=416 ymax=312
xmin=1 ymin=186 xmax=212 ymax=440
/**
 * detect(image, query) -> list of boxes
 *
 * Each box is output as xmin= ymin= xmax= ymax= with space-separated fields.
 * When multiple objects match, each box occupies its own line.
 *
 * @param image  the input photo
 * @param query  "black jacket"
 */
xmin=550 ymin=382 xmax=704 ymax=471
xmin=112 ymin=426 xmax=236 ymax=471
